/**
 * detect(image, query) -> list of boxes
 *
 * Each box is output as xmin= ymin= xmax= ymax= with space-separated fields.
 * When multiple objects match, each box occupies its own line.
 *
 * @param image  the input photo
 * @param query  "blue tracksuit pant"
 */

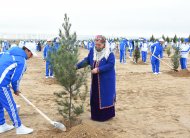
xmin=151 ymin=56 xmax=160 ymax=73
xmin=180 ymin=58 xmax=187 ymax=69
xmin=141 ymin=51 xmax=147 ymax=62
xmin=0 ymin=86 xmax=21 ymax=127
xmin=46 ymin=61 xmax=53 ymax=77
xmin=120 ymin=50 xmax=126 ymax=63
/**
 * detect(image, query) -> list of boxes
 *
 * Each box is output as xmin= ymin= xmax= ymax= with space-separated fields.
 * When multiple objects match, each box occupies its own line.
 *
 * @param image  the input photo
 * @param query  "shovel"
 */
xmin=152 ymin=54 xmax=178 ymax=72
xmin=20 ymin=93 xmax=66 ymax=131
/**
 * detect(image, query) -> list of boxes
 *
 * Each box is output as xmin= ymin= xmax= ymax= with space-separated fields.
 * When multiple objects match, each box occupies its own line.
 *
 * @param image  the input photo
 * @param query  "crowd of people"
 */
xmin=0 ymin=35 xmax=190 ymax=135
xmin=77 ymin=37 xmax=190 ymax=72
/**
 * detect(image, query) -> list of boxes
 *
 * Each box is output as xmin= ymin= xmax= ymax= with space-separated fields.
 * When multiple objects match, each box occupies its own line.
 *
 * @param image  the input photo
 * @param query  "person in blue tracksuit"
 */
xmin=150 ymin=38 xmax=164 ymax=74
xmin=1 ymin=40 xmax=10 ymax=52
xmin=141 ymin=39 xmax=148 ymax=63
xmin=90 ymin=41 xmax=95 ymax=50
xmin=84 ymin=41 xmax=88 ymax=49
xmin=87 ymin=41 xmax=91 ymax=50
xmin=0 ymin=44 xmax=36 ymax=134
xmin=36 ymin=41 xmax=42 ymax=51
xmin=180 ymin=38 xmax=190 ymax=70
xmin=119 ymin=39 xmax=127 ymax=63
xmin=43 ymin=39 xmax=54 ymax=78
xmin=128 ymin=40 xmax=133 ymax=58
xmin=53 ymin=38 xmax=60 ymax=51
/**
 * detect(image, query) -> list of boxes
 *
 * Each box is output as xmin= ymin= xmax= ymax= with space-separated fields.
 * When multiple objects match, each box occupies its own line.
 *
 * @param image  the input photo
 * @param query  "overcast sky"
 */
xmin=0 ymin=0 xmax=190 ymax=38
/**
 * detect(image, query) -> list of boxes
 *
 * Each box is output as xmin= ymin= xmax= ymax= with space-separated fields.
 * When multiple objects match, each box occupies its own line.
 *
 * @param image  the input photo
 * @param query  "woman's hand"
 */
xmin=91 ymin=68 xmax=99 ymax=74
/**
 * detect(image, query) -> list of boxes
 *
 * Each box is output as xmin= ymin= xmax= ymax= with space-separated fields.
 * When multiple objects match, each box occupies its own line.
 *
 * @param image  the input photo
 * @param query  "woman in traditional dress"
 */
xmin=77 ymin=35 xmax=116 ymax=121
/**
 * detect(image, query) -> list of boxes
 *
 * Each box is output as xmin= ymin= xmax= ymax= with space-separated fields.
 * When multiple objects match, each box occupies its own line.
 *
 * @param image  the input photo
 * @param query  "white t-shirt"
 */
xmin=180 ymin=44 xmax=190 ymax=58
xmin=141 ymin=43 xmax=148 ymax=52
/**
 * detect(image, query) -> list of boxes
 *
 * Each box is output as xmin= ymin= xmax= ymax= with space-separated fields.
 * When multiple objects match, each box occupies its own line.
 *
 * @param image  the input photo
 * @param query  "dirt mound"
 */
xmin=28 ymin=123 xmax=111 ymax=138
xmin=65 ymin=123 xmax=111 ymax=138
xmin=166 ymin=69 xmax=190 ymax=77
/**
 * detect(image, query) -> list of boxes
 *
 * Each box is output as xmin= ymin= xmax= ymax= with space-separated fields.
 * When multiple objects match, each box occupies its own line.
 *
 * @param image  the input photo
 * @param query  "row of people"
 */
xmin=1 ymin=40 xmax=42 ymax=52
xmin=79 ymin=38 xmax=190 ymax=74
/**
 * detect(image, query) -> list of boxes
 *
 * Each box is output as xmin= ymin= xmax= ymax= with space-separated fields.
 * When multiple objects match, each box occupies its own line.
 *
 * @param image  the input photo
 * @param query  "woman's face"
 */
xmin=95 ymin=40 xmax=105 ymax=51
xmin=47 ymin=41 xmax=52 ymax=45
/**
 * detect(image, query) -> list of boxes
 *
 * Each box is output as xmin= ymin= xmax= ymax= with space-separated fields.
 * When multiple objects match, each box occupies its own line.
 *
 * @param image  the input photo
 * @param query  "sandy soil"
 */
xmin=2 ymin=48 xmax=190 ymax=138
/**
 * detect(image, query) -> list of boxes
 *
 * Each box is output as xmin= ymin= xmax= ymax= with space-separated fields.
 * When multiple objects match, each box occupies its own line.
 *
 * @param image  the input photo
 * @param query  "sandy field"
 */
xmin=2 ymin=48 xmax=190 ymax=138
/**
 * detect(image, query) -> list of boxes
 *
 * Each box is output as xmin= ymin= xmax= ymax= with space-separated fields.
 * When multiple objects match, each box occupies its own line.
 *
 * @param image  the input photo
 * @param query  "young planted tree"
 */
xmin=173 ymin=34 xmax=178 ymax=44
xmin=166 ymin=46 xmax=171 ymax=57
xmin=133 ymin=42 xmax=140 ymax=63
xmin=181 ymin=38 xmax=184 ymax=43
xmin=162 ymin=34 xmax=166 ymax=41
xmin=150 ymin=34 xmax=155 ymax=42
xmin=50 ymin=14 xmax=88 ymax=127
xmin=171 ymin=47 xmax=180 ymax=71
xmin=166 ymin=36 xmax=170 ymax=43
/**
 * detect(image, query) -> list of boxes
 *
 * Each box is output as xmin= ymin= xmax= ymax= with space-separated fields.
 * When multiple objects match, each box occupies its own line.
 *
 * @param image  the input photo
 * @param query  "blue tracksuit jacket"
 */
xmin=150 ymin=42 xmax=163 ymax=73
xmin=43 ymin=44 xmax=54 ymax=77
xmin=0 ymin=47 xmax=27 ymax=127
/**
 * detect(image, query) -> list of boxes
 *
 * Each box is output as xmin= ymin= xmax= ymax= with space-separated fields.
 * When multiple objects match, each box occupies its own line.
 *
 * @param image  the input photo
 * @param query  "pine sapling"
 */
xmin=49 ymin=14 xmax=89 ymax=127
xmin=171 ymin=47 xmax=180 ymax=71
xmin=133 ymin=44 xmax=140 ymax=63
xmin=166 ymin=46 xmax=171 ymax=57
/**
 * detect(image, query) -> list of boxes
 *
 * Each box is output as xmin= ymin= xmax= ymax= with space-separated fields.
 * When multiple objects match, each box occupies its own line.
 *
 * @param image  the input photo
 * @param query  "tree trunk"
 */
xmin=69 ymin=88 xmax=72 ymax=127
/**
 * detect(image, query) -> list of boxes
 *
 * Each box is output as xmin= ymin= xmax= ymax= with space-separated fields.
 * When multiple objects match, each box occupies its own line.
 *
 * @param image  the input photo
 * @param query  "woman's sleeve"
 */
xmin=77 ymin=50 xmax=92 ymax=69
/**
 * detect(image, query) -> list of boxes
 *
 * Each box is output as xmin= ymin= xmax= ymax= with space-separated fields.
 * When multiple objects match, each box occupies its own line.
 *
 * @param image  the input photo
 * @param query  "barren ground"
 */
xmin=2 ymin=48 xmax=190 ymax=138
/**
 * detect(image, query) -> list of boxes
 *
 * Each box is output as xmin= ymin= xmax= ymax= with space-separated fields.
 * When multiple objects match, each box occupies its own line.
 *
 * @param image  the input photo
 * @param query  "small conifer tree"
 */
xmin=181 ymin=38 xmax=184 ymax=43
xmin=173 ymin=34 xmax=178 ymax=44
xmin=166 ymin=36 xmax=170 ymax=43
xmin=150 ymin=34 xmax=155 ymax=42
xmin=162 ymin=34 xmax=166 ymax=41
xmin=50 ymin=14 xmax=88 ymax=127
xmin=166 ymin=46 xmax=171 ymax=57
xmin=133 ymin=41 xmax=140 ymax=63
xmin=171 ymin=47 xmax=180 ymax=71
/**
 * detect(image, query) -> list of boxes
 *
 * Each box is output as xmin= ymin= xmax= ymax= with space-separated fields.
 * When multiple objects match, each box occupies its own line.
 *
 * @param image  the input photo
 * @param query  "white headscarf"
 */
xmin=93 ymin=41 xmax=111 ymax=62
